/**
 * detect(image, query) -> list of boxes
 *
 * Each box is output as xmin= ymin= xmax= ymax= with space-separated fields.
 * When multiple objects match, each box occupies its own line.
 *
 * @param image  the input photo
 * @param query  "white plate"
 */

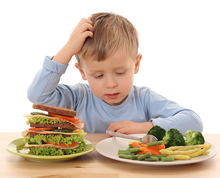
xmin=96 ymin=134 xmax=218 ymax=166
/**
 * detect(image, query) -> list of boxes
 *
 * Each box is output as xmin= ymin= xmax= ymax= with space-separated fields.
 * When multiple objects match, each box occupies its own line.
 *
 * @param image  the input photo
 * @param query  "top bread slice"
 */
xmin=33 ymin=104 xmax=77 ymax=117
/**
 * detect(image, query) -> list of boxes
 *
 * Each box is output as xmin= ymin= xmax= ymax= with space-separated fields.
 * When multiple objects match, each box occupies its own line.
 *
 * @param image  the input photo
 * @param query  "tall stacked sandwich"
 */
xmin=22 ymin=104 xmax=86 ymax=156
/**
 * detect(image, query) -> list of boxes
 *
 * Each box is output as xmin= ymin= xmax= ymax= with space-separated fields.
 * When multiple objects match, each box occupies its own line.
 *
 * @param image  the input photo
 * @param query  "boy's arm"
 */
xmin=107 ymin=120 xmax=154 ymax=135
xmin=107 ymin=88 xmax=203 ymax=135
xmin=146 ymin=90 xmax=203 ymax=134
xmin=28 ymin=18 xmax=93 ymax=106
xmin=27 ymin=56 xmax=70 ymax=106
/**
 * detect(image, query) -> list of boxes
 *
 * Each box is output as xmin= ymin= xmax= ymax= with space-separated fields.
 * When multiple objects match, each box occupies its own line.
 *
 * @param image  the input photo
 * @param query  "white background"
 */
xmin=0 ymin=0 xmax=219 ymax=133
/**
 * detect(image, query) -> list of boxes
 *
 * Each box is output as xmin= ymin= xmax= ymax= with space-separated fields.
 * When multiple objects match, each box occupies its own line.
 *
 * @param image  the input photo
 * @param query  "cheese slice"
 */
xmin=43 ymin=129 xmax=84 ymax=135
xmin=21 ymin=129 xmax=85 ymax=137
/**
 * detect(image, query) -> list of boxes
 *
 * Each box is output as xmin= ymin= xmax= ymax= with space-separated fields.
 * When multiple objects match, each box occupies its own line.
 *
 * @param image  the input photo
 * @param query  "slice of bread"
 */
xmin=33 ymin=104 xmax=77 ymax=117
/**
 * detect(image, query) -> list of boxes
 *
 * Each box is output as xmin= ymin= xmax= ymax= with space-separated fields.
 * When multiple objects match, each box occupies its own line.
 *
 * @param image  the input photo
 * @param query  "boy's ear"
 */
xmin=134 ymin=54 xmax=142 ymax=74
xmin=75 ymin=63 xmax=87 ymax=80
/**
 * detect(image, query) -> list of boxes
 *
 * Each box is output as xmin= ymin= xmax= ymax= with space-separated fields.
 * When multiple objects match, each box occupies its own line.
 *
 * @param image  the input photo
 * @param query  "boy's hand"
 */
xmin=107 ymin=120 xmax=154 ymax=135
xmin=67 ymin=18 xmax=93 ymax=56
xmin=52 ymin=18 xmax=93 ymax=65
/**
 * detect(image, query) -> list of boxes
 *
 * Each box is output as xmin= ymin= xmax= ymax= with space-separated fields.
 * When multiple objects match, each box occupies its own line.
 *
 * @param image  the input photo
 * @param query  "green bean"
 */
xmin=118 ymin=154 xmax=131 ymax=159
xmin=151 ymin=154 xmax=166 ymax=160
xmin=126 ymin=147 xmax=133 ymax=151
xmin=118 ymin=150 xmax=131 ymax=155
xmin=129 ymin=146 xmax=140 ymax=153
xmin=145 ymin=156 xmax=159 ymax=161
xmin=130 ymin=155 xmax=140 ymax=160
xmin=138 ymin=152 xmax=152 ymax=161
xmin=146 ymin=140 xmax=164 ymax=147
xmin=128 ymin=144 xmax=133 ymax=148
xmin=161 ymin=156 xmax=175 ymax=162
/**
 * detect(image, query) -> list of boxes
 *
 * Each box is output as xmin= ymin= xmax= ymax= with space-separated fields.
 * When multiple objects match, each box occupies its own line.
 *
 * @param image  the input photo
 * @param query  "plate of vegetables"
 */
xmin=96 ymin=126 xmax=218 ymax=166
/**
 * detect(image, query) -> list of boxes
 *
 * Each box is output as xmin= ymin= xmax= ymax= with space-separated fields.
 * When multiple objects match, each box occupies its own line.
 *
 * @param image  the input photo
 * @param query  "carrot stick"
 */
xmin=141 ymin=144 xmax=147 ymax=148
xmin=132 ymin=141 xmax=140 ymax=148
xmin=147 ymin=143 xmax=165 ymax=151
xmin=143 ymin=148 xmax=160 ymax=155
xmin=139 ymin=147 xmax=146 ymax=152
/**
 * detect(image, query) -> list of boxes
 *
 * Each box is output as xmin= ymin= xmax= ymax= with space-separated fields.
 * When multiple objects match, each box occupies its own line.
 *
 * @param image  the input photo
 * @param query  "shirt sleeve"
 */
xmin=27 ymin=56 xmax=79 ymax=109
xmin=142 ymin=88 xmax=203 ymax=134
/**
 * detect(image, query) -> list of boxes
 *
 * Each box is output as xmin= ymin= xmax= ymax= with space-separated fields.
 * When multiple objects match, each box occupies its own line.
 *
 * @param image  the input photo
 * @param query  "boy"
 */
xmin=28 ymin=12 xmax=203 ymax=134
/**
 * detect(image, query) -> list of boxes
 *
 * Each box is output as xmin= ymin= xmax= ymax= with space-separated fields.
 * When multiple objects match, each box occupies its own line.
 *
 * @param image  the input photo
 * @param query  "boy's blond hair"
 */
xmin=75 ymin=12 xmax=139 ymax=66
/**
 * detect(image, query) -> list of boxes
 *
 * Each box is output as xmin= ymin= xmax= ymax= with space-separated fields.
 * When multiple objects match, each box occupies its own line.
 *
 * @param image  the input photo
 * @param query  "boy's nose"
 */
xmin=106 ymin=77 xmax=117 ymax=88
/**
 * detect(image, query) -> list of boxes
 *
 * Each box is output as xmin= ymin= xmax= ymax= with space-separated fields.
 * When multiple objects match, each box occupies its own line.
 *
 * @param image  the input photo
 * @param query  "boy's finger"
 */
xmin=78 ymin=18 xmax=93 ymax=26
xmin=80 ymin=23 xmax=93 ymax=33
xmin=107 ymin=123 xmax=123 ymax=133
xmin=116 ymin=128 xmax=131 ymax=135
xmin=81 ymin=31 xmax=93 ymax=39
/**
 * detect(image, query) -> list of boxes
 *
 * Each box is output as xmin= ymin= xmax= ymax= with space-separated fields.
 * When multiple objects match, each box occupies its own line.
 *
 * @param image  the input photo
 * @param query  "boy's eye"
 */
xmin=116 ymin=71 xmax=125 ymax=75
xmin=95 ymin=74 xmax=103 ymax=78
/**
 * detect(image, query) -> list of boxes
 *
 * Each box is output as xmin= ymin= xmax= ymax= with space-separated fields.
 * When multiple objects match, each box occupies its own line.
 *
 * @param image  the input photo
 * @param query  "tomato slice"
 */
xmin=45 ymin=141 xmax=77 ymax=147
xmin=48 ymin=113 xmax=80 ymax=123
xmin=29 ymin=127 xmax=55 ymax=131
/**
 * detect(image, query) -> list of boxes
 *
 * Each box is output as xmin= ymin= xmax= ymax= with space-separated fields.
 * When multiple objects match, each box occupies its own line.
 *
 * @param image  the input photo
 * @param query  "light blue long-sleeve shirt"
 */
xmin=27 ymin=56 xmax=203 ymax=134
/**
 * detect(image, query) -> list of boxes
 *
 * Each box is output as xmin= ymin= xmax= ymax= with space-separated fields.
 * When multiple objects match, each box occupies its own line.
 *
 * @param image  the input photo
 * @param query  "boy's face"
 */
xmin=76 ymin=49 xmax=141 ymax=106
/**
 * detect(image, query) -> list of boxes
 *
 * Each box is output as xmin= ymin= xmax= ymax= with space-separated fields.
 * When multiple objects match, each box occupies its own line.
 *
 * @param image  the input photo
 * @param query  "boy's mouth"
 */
xmin=106 ymin=93 xmax=119 ymax=99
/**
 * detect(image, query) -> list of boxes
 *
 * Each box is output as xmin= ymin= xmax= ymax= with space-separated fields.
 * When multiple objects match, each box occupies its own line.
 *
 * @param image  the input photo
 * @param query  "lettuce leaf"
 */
xmin=29 ymin=141 xmax=86 ymax=156
xmin=24 ymin=133 xmax=86 ymax=146
xmin=26 ymin=117 xmax=68 ymax=125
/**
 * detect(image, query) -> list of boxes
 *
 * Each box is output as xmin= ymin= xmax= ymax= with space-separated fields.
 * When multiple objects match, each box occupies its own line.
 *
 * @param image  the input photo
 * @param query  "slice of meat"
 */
xmin=30 ymin=122 xmax=77 ymax=130
xmin=29 ymin=116 xmax=84 ymax=130
xmin=46 ymin=118 xmax=84 ymax=130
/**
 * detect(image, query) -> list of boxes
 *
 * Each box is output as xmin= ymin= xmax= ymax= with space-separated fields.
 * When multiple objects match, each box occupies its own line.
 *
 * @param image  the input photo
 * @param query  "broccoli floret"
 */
xmin=147 ymin=125 xmax=166 ymax=140
xmin=185 ymin=130 xmax=205 ymax=146
xmin=163 ymin=128 xmax=185 ymax=148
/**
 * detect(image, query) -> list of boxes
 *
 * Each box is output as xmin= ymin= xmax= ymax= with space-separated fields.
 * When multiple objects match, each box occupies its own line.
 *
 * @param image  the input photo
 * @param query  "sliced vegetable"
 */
xmin=129 ymin=146 xmax=141 ymax=153
xmin=147 ymin=143 xmax=166 ymax=151
xmin=28 ymin=127 xmax=55 ymax=131
xmin=139 ymin=147 xmax=147 ymax=152
xmin=132 ymin=141 xmax=140 ymax=148
xmin=50 ymin=129 xmax=73 ymax=133
xmin=172 ymin=155 xmax=191 ymax=160
xmin=48 ymin=113 xmax=80 ymax=122
xmin=119 ymin=154 xmax=131 ymax=159
xmin=161 ymin=156 xmax=175 ymax=162
xmin=118 ymin=150 xmax=132 ymax=155
xmin=129 ymin=140 xmax=143 ymax=145
xmin=145 ymin=156 xmax=159 ymax=161
xmin=141 ymin=143 xmax=165 ymax=150
xmin=136 ymin=151 xmax=145 ymax=154
xmin=28 ymin=142 xmax=42 ymax=145
xmin=150 ymin=154 xmax=166 ymax=160
xmin=138 ymin=152 xmax=152 ymax=161
xmin=128 ymin=144 xmax=133 ymax=148
xmin=130 ymin=155 xmax=141 ymax=160
xmin=146 ymin=140 xmax=164 ymax=147
xmin=143 ymin=148 xmax=160 ymax=155
xmin=141 ymin=143 xmax=148 ymax=148
xmin=45 ymin=141 xmax=77 ymax=147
